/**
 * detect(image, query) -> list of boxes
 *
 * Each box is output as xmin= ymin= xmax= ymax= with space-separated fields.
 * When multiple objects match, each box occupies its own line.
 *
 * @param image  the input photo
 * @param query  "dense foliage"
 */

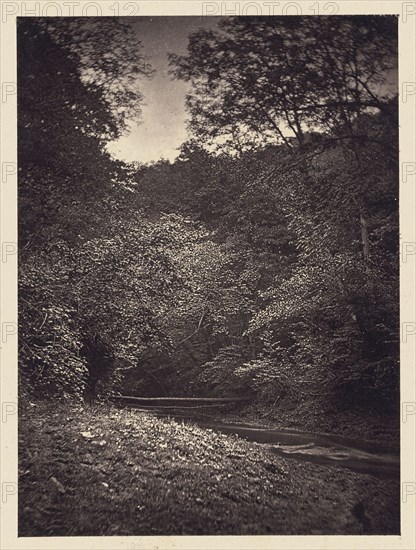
xmin=19 ymin=16 xmax=399 ymax=416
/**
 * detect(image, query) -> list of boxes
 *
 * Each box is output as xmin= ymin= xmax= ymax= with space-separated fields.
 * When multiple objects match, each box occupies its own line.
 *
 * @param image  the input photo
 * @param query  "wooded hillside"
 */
xmin=19 ymin=16 xmax=399 ymax=422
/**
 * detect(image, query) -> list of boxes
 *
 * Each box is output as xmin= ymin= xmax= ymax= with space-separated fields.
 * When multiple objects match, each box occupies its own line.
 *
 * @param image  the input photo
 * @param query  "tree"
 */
xmin=170 ymin=16 xmax=397 ymax=151
xmin=18 ymin=18 xmax=152 ymax=398
xmin=43 ymin=17 xmax=153 ymax=139
xmin=246 ymin=111 xmax=399 ymax=409
xmin=18 ymin=18 xmax=151 ymax=247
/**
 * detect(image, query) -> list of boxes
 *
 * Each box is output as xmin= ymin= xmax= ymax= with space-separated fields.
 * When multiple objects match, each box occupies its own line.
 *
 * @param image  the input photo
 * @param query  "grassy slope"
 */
xmin=19 ymin=401 xmax=400 ymax=536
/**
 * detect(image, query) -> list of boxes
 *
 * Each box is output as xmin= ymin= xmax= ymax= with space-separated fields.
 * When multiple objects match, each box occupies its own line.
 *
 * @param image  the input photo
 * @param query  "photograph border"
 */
xmin=1 ymin=1 xmax=415 ymax=549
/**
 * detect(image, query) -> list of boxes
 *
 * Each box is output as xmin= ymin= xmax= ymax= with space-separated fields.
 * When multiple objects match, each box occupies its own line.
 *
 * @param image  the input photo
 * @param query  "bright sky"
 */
xmin=106 ymin=17 xmax=221 ymax=165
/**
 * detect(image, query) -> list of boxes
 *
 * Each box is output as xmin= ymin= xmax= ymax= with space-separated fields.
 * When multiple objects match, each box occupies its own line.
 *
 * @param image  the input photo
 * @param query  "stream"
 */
xmin=120 ymin=402 xmax=400 ymax=479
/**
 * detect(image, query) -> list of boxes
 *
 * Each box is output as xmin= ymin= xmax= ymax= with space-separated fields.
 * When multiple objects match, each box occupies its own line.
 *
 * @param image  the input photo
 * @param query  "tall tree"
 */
xmin=18 ymin=18 xmax=152 ymax=398
xmin=170 ymin=16 xmax=397 ymax=151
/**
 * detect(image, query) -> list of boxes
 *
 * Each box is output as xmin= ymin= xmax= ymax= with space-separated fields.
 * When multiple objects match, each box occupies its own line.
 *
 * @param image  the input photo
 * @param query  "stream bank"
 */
xmin=19 ymin=401 xmax=400 ymax=536
xmin=115 ymin=399 xmax=400 ymax=479
xmin=210 ymin=398 xmax=400 ymax=451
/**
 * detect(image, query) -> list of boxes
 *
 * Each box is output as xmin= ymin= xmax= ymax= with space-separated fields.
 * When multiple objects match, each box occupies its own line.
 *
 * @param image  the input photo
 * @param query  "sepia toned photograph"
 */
xmin=16 ymin=14 xmax=401 ymax=537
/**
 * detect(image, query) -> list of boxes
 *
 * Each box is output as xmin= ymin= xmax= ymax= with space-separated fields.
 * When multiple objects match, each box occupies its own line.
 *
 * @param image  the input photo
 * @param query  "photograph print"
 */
xmin=17 ymin=14 xmax=401 ymax=536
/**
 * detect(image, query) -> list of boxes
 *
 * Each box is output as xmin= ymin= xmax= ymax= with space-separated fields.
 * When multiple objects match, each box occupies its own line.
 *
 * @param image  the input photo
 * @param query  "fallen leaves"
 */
xmin=91 ymin=440 xmax=107 ymax=447
xmin=50 ymin=476 xmax=66 ymax=494
xmin=18 ymin=402 xmax=401 ymax=537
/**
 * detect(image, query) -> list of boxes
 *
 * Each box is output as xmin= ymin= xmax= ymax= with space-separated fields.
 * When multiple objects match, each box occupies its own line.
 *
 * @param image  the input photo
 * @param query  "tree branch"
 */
xmin=175 ymin=311 xmax=207 ymax=347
